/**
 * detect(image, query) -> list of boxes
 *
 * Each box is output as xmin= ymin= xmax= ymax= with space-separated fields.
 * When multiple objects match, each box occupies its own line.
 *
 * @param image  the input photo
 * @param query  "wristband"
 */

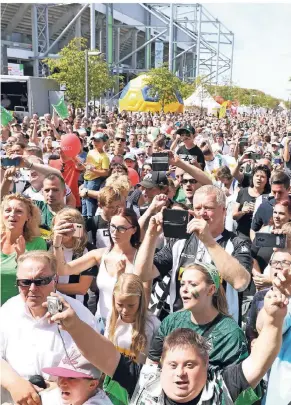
xmin=85 ymin=189 xmax=89 ymax=197
xmin=28 ymin=161 xmax=33 ymax=169
xmin=53 ymin=245 xmax=62 ymax=249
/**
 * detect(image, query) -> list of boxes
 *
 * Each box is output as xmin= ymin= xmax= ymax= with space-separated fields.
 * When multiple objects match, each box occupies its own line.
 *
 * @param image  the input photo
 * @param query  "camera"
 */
xmin=47 ymin=296 xmax=63 ymax=316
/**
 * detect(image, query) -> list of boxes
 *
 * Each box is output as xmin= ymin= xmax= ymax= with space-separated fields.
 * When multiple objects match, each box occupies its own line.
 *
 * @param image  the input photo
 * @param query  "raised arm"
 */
xmin=283 ymin=138 xmax=291 ymax=163
xmin=187 ymin=216 xmax=251 ymax=291
xmin=242 ymin=289 xmax=288 ymax=388
xmin=48 ymin=294 xmax=121 ymax=377
xmin=134 ymin=216 xmax=161 ymax=282
xmin=168 ymin=151 xmax=212 ymax=186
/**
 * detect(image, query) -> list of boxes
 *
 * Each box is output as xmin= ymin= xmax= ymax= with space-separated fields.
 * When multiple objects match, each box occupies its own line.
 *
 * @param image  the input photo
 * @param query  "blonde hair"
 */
xmin=0 ymin=193 xmax=41 ymax=241
xmin=17 ymin=250 xmax=57 ymax=275
xmin=108 ymin=274 xmax=147 ymax=358
xmin=98 ymin=186 xmax=122 ymax=207
xmin=51 ymin=207 xmax=88 ymax=255
xmin=183 ymin=264 xmax=229 ymax=316
xmin=105 ymin=174 xmax=131 ymax=199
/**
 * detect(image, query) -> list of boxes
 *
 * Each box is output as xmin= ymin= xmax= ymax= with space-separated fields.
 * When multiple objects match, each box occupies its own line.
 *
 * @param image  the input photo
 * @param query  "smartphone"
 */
xmin=1 ymin=157 xmax=21 ymax=167
xmin=274 ymin=158 xmax=282 ymax=165
xmin=163 ymin=209 xmax=191 ymax=239
xmin=254 ymin=233 xmax=287 ymax=248
xmin=250 ymin=153 xmax=261 ymax=160
xmin=72 ymin=223 xmax=84 ymax=238
xmin=152 ymin=152 xmax=169 ymax=171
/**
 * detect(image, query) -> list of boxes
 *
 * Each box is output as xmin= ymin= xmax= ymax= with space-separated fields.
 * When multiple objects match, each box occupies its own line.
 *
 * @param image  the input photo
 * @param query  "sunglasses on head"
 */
xmin=182 ymin=178 xmax=197 ymax=185
xmin=115 ymin=137 xmax=126 ymax=142
xmin=16 ymin=276 xmax=55 ymax=287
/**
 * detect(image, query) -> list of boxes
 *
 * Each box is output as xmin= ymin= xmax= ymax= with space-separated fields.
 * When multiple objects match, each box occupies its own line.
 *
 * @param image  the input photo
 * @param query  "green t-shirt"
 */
xmin=0 ymin=237 xmax=47 ymax=305
xmin=149 ymin=310 xmax=248 ymax=372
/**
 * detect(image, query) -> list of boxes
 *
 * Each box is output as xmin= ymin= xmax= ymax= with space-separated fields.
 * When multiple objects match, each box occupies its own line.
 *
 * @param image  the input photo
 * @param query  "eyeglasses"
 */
xmin=115 ymin=137 xmax=126 ymax=142
xmin=182 ymin=179 xmax=197 ymax=185
xmin=137 ymin=153 xmax=146 ymax=157
xmin=110 ymin=224 xmax=134 ymax=234
xmin=269 ymin=260 xmax=291 ymax=270
xmin=16 ymin=276 xmax=55 ymax=287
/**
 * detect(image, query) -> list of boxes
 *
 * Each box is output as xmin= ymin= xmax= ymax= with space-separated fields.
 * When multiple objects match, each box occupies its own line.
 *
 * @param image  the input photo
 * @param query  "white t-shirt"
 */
xmin=104 ymin=312 xmax=160 ymax=363
xmin=23 ymin=184 xmax=72 ymax=203
xmin=0 ymin=294 xmax=99 ymax=404
xmin=204 ymin=154 xmax=228 ymax=181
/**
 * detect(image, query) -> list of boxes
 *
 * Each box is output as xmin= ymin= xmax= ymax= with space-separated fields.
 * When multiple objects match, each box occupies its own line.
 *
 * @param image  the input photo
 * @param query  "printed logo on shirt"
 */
xmin=103 ymin=229 xmax=110 ymax=237
xmin=178 ymin=267 xmax=185 ymax=281
xmin=240 ymin=245 xmax=249 ymax=253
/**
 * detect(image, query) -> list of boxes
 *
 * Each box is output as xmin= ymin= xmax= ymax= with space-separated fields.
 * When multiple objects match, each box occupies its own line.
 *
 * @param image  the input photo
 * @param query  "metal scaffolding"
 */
xmin=1 ymin=2 xmax=234 ymax=86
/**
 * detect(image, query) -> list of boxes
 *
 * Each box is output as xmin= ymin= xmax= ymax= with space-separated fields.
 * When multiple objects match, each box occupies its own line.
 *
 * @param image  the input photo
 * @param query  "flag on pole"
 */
xmin=0 ymin=106 xmax=14 ymax=127
xmin=52 ymin=96 xmax=69 ymax=119
xmin=219 ymin=101 xmax=228 ymax=119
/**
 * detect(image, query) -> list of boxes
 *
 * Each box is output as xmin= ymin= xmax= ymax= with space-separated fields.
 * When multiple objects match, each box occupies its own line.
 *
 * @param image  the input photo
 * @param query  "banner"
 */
xmin=52 ymin=96 xmax=69 ymax=119
xmin=0 ymin=106 xmax=14 ymax=127
xmin=219 ymin=101 xmax=228 ymax=119
xmin=154 ymin=41 xmax=164 ymax=68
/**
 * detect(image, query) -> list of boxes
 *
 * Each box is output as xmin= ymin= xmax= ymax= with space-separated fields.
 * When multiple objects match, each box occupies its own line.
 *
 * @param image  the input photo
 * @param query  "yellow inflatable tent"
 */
xmin=119 ymin=74 xmax=184 ymax=113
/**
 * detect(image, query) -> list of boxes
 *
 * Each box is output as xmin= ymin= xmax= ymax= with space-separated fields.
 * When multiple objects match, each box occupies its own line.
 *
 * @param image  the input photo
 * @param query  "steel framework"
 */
xmin=1 ymin=2 xmax=234 ymax=86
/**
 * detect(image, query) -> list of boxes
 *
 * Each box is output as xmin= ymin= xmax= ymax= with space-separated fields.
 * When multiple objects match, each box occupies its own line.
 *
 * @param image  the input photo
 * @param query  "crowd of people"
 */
xmin=1 ymin=106 xmax=291 ymax=405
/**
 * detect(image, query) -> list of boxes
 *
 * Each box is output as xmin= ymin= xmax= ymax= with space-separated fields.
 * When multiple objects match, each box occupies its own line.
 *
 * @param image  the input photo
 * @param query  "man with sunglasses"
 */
xmin=112 ymin=133 xmax=127 ymax=159
xmin=175 ymin=126 xmax=205 ymax=170
xmin=0 ymin=251 xmax=98 ymax=405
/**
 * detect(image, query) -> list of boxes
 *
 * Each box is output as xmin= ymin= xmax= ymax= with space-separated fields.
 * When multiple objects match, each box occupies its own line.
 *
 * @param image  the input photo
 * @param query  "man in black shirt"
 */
xmin=176 ymin=126 xmax=205 ymax=171
xmin=49 ymin=289 xmax=287 ymax=405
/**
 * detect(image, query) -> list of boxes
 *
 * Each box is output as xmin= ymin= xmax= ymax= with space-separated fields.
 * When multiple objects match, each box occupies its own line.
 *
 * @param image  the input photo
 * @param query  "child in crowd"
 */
xmin=103 ymin=273 xmax=160 ymax=405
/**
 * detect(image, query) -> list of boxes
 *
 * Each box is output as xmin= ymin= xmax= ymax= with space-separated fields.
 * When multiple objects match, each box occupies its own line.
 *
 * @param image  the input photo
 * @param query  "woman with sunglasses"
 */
xmin=53 ymin=208 xmax=150 ymax=328
xmin=0 ymin=194 xmax=47 ymax=304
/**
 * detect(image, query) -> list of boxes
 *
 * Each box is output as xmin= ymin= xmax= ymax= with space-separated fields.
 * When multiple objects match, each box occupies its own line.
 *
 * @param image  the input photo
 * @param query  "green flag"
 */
xmin=0 ymin=106 xmax=14 ymax=127
xmin=52 ymin=96 xmax=69 ymax=119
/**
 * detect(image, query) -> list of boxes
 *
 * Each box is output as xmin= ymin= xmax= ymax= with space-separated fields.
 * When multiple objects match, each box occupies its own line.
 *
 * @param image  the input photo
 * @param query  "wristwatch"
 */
xmin=84 ymin=188 xmax=89 ymax=197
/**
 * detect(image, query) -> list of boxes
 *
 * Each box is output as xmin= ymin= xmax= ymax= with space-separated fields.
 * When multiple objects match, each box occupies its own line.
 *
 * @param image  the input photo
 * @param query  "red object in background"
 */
xmin=128 ymin=168 xmax=139 ymax=187
xmin=60 ymin=133 xmax=81 ymax=158
xmin=214 ymin=95 xmax=225 ymax=105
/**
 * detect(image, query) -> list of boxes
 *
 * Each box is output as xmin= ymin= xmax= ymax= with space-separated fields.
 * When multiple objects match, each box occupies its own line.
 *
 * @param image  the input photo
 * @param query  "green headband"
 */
xmin=195 ymin=262 xmax=221 ymax=291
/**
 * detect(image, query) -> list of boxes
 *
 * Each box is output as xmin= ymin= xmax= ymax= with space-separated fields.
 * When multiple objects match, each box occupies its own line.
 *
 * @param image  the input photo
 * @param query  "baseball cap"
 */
xmin=176 ymin=125 xmax=195 ymax=136
xmin=42 ymin=345 xmax=101 ymax=380
xmin=139 ymin=171 xmax=169 ymax=188
xmin=92 ymin=132 xmax=106 ymax=142
xmin=124 ymin=153 xmax=136 ymax=161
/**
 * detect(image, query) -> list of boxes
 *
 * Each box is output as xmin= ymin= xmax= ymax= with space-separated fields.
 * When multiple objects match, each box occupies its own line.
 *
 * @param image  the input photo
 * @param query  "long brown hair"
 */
xmin=108 ymin=274 xmax=147 ymax=359
xmin=183 ymin=264 xmax=229 ymax=316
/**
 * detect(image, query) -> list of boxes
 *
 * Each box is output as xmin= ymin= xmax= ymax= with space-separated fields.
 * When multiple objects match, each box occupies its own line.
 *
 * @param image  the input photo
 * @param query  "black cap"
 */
xmin=139 ymin=171 xmax=169 ymax=188
xmin=176 ymin=125 xmax=195 ymax=135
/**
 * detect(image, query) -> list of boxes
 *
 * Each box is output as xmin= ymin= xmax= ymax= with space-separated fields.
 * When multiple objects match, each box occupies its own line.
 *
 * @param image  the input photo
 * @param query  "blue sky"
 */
xmin=205 ymin=3 xmax=291 ymax=101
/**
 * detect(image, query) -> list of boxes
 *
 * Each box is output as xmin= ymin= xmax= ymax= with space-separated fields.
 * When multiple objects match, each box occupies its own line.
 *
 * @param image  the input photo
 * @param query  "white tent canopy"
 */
xmin=184 ymin=86 xmax=221 ymax=113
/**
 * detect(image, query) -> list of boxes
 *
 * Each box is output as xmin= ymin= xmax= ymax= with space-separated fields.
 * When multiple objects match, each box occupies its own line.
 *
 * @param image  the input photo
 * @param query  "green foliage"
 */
xmin=44 ymin=38 xmax=116 ymax=108
xmin=143 ymin=64 xmax=183 ymax=111
xmin=205 ymin=84 xmax=281 ymax=108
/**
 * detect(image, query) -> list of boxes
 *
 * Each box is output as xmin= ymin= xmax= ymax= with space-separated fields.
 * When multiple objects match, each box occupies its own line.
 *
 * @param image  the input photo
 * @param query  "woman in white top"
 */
xmin=53 ymin=208 xmax=151 ymax=325
xmin=51 ymin=208 xmax=97 ymax=306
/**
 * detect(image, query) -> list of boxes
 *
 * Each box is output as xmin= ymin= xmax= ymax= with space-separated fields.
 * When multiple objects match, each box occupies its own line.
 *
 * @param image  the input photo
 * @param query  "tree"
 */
xmin=44 ymin=38 xmax=116 ymax=108
xmin=143 ymin=64 xmax=182 ymax=111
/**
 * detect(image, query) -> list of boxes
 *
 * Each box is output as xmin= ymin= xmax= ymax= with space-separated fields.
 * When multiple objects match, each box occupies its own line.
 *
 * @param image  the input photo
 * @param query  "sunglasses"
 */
xmin=137 ymin=153 xmax=146 ymax=157
xmin=115 ymin=137 xmax=126 ymax=142
xmin=16 ymin=276 xmax=55 ymax=287
xmin=182 ymin=178 xmax=197 ymax=185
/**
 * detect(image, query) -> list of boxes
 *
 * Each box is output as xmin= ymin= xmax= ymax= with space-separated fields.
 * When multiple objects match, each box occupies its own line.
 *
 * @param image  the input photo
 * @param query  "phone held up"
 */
xmin=47 ymin=296 xmax=63 ymax=317
xmin=72 ymin=223 xmax=84 ymax=238
xmin=152 ymin=153 xmax=169 ymax=172
xmin=1 ymin=157 xmax=21 ymax=167
xmin=254 ymin=232 xmax=287 ymax=249
xmin=163 ymin=209 xmax=192 ymax=239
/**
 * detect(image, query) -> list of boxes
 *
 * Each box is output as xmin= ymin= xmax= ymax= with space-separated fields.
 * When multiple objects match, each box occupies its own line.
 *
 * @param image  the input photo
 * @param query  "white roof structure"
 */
xmin=184 ymin=86 xmax=221 ymax=112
